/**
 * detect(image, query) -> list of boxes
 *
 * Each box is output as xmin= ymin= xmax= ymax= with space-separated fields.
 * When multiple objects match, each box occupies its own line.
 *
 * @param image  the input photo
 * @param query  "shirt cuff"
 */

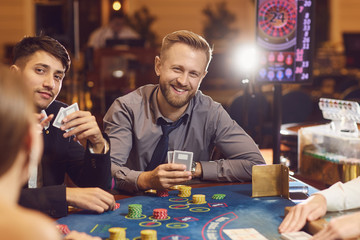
xmin=88 ymin=138 xmax=109 ymax=154
xmin=114 ymin=170 xmax=142 ymax=193
xmin=200 ymin=161 xmax=218 ymax=180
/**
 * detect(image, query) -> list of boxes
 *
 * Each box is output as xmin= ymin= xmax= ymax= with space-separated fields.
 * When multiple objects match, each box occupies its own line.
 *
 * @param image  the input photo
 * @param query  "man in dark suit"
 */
xmin=11 ymin=36 xmax=115 ymax=218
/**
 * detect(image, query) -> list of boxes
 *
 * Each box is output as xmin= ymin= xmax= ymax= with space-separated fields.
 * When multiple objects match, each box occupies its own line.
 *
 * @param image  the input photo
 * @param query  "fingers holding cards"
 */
xmin=52 ymin=103 xmax=79 ymax=132
xmin=170 ymin=150 xmax=193 ymax=171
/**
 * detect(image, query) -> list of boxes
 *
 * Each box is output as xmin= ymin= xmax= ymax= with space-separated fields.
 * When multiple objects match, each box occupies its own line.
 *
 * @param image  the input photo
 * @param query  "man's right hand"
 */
xmin=66 ymin=187 xmax=116 ymax=213
xmin=137 ymin=163 xmax=192 ymax=190
xmin=278 ymin=194 xmax=328 ymax=233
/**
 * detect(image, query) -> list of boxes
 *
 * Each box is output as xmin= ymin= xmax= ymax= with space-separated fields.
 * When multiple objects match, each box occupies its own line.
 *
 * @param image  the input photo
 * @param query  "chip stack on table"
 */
xmin=108 ymin=227 xmax=126 ymax=240
xmin=113 ymin=203 xmax=120 ymax=210
xmin=178 ymin=185 xmax=192 ymax=197
xmin=153 ymin=208 xmax=168 ymax=219
xmin=140 ymin=229 xmax=157 ymax=240
xmin=212 ymin=194 xmax=226 ymax=200
xmin=192 ymin=194 xmax=206 ymax=204
xmin=127 ymin=204 xmax=142 ymax=218
xmin=156 ymin=190 xmax=169 ymax=197
xmin=56 ymin=224 xmax=70 ymax=235
xmin=169 ymin=185 xmax=185 ymax=190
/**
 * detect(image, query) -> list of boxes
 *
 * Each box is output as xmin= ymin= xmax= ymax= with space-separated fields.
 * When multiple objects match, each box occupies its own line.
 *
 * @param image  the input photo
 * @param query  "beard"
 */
xmin=33 ymin=88 xmax=56 ymax=111
xmin=159 ymin=80 xmax=196 ymax=108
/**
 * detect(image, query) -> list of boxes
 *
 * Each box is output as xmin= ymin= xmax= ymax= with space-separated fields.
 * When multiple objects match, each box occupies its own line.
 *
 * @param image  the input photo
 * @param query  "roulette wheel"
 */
xmin=257 ymin=0 xmax=297 ymax=50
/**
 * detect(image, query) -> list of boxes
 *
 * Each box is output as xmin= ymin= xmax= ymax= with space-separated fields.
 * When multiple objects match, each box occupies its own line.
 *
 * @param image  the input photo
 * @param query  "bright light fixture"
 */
xmin=113 ymin=1 xmax=121 ymax=11
xmin=231 ymin=44 xmax=260 ymax=74
xmin=112 ymin=70 xmax=124 ymax=78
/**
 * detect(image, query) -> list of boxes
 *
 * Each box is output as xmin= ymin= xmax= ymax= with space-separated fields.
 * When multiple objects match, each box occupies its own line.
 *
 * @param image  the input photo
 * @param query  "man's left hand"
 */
xmin=60 ymin=110 xmax=105 ymax=153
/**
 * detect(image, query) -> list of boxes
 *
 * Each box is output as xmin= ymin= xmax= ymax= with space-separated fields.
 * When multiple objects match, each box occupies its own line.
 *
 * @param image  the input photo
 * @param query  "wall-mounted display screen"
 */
xmin=256 ymin=0 xmax=314 ymax=83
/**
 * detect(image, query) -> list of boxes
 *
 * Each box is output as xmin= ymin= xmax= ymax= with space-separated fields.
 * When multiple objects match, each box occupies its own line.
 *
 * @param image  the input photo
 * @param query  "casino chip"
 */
xmin=108 ymin=227 xmax=126 ymax=240
xmin=156 ymin=190 xmax=169 ymax=197
xmin=212 ymin=194 xmax=226 ymax=200
xmin=178 ymin=186 xmax=191 ymax=197
xmin=145 ymin=189 xmax=157 ymax=194
xmin=153 ymin=208 xmax=168 ymax=219
xmin=192 ymin=194 xmax=206 ymax=204
xmin=56 ymin=224 xmax=70 ymax=235
xmin=169 ymin=185 xmax=185 ymax=190
xmin=127 ymin=204 xmax=142 ymax=218
xmin=140 ymin=229 xmax=157 ymax=240
xmin=113 ymin=202 xmax=120 ymax=210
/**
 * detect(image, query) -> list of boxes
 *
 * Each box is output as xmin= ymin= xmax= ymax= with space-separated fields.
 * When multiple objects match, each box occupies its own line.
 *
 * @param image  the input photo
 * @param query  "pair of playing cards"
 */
xmin=281 ymin=231 xmax=312 ymax=240
xmin=167 ymin=150 xmax=193 ymax=171
xmin=223 ymin=228 xmax=268 ymax=240
xmin=223 ymin=228 xmax=312 ymax=240
xmin=52 ymin=103 xmax=79 ymax=132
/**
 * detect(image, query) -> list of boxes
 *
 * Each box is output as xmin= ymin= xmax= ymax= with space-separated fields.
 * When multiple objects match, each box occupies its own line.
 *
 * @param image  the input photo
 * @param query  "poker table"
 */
xmin=57 ymin=179 xmax=318 ymax=240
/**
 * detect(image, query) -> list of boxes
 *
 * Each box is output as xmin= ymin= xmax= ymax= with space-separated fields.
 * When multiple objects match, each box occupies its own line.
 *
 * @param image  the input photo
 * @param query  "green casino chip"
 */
xmin=212 ymin=194 xmax=226 ymax=200
xmin=128 ymin=204 xmax=142 ymax=218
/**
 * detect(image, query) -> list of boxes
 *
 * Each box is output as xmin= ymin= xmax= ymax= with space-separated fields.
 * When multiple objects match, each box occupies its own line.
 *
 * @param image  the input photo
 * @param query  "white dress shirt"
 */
xmin=316 ymin=177 xmax=360 ymax=211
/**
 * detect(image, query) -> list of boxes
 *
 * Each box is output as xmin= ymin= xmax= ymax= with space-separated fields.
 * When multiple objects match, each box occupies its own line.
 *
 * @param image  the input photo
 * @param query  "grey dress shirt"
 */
xmin=104 ymin=84 xmax=265 ymax=192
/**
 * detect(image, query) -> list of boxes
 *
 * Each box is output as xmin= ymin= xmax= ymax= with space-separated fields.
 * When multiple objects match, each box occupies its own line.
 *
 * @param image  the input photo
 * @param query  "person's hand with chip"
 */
xmin=137 ymin=163 xmax=192 ymax=190
xmin=66 ymin=187 xmax=116 ymax=213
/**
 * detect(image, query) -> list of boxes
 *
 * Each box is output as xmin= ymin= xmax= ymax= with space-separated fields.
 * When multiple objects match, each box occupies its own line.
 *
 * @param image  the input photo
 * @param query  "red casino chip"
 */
xmin=156 ymin=190 xmax=169 ymax=197
xmin=153 ymin=208 xmax=168 ymax=219
xmin=56 ymin=224 xmax=70 ymax=235
xmin=113 ymin=203 xmax=120 ymax=210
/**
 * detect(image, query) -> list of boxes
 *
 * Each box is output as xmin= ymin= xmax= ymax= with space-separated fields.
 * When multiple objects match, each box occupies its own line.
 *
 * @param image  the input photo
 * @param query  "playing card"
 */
xmin=281 ymin=231 xmax=312 ymax=240
xmin=52 ymin=103 xmax=79 ymax=131
xmin=52 ymin=107 xmax=65 ymax=128
xmin=63 ymin=102 xmax=79 ymax=117
xmin=167 ymin=151 xmax=174 ymax=163
xmin=40 ymin=109 xmax=50 ymax=130
xmin=173 ymin=150 xmax=193 ymax=171
xmin=223 ymin=228 xmax=268 ymax=240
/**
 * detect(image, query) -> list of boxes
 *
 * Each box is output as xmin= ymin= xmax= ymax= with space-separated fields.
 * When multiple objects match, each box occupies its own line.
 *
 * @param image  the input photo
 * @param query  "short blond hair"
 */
xmin=160 ymin=30 xmax=213 ymax=69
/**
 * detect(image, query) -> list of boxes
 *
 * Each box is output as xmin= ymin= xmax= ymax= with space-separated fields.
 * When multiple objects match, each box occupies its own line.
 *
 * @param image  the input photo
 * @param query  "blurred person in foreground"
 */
xmin=279 ymin=177 xmax=360 ymax=240
xmin=0 ymin=65 xmax=100 ymax=240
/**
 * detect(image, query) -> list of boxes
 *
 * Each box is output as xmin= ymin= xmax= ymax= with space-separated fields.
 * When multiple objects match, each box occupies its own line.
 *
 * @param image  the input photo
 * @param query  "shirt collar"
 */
xmin=150 ymin=85 xmax=191 ymax=124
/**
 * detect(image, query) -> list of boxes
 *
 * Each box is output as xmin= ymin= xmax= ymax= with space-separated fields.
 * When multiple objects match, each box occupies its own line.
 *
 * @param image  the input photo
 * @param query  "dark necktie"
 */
xmin=146 ymin=117 xmax=185 ymax=171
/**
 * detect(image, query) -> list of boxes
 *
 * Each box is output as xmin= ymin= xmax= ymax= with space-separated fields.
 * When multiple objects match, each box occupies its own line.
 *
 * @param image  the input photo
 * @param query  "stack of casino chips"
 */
xmin=212 ymin=194 xmax=226 ymax=200
xmin=192 ymin=194 xmax=206 ymax=204
xmin=108 ymin=227 xmax=126 ymax=240
xmin=153 ymin=208 xmax=168 ymax=219
xmin=178 ymin=185 xmax=192 ymax=197
xmin=128 ymin=204 xmax=142 ymax=218
xmin=140 ymin=229 xmax=157 ymax=240
xmin=56 ymin=224 xmax=70 ymax=235
xmin=156 ymin=190 xmax=169 ymax=197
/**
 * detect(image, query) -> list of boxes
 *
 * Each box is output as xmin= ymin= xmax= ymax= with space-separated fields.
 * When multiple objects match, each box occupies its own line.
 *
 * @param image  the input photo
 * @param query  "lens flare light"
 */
xmin=113 ymin=1 xmax=121 ymax=11
xmin=230 ymin=44 xmax=260 ymax=76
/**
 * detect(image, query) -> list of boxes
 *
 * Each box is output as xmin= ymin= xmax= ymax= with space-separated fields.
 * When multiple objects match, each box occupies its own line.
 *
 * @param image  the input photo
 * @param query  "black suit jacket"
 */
xmin=19 ymin=100 xmax=111 ymax=218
